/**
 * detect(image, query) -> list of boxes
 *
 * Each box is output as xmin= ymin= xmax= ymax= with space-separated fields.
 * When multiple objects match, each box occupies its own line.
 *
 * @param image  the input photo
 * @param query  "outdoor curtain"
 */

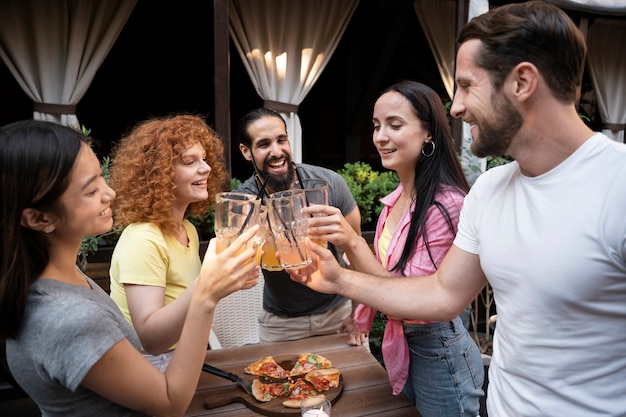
xmin=0 ymin=0 xmax=136 ymax=127
xmin=229 ymin=0 xmax=359 ymax=163
xmin=586 ymin=18 xmax=626 ymax=143
xmin=413 ymin=0 xmax=487 ymax=184
xmin=413 ymin=0 xmax=456 ymax=101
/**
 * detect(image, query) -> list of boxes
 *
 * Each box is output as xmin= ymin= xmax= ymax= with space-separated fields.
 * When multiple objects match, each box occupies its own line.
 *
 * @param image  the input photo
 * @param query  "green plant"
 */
xmin=230 ymin=177 xmax=241 ymax=191
xmin=75 ymin=126 xmax=118 ymax=270
xmin=189 ymin=208 xmax=216 ymax=241
xmin=338 ymin=162 xmax=399 ymax=228
xmin=369 ymin=311 xmax=386 ymax=366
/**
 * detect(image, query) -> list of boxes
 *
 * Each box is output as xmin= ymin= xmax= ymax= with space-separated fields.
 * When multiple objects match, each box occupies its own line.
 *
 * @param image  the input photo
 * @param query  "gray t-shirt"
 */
xmin=238 ymin=163 xmax=357 ymax=316
xmin=6 ymin=275 xmax=147 ymax=417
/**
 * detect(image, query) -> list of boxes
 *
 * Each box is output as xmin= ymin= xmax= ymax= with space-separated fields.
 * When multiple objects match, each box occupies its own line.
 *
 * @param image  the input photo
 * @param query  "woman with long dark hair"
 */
xmin=304 ymin=80 xmax=484 ymax=416
xmin=0 ymin=120 xmax=259 ymax=416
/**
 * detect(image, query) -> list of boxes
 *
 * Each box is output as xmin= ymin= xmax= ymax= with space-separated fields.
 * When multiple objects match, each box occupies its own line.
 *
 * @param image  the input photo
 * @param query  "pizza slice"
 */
xmin=244 ymin=356 xmax=288 ymax=380
xmin=288 ymin=353 xmax=333 ymax=377
xmin=251 ymin=379 xmax=290 ymax=402
xmin=288 ymin=377 xmax=318 ymax=400
xmin=304 ymin=368 xmax=341 ymax=392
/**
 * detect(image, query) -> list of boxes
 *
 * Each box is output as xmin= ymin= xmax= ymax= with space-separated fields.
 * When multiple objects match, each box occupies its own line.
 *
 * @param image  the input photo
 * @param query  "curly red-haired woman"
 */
xmin=109 ymin=114 xmax=255 ymax=370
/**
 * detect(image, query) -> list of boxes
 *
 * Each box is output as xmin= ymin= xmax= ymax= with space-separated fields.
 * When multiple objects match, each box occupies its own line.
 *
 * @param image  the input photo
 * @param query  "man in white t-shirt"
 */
xmin=288 ymin=2 xmax=626 ymax=416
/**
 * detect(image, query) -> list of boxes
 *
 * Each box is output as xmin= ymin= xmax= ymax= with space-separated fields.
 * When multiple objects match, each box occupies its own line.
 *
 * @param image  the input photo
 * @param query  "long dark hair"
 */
xmin=236 ymin=108 xmax=287 ymax=147
xmin=380 ymin=81 xmax=470 ymax=275
xmin=0 ymin=120 xmax=86 ymax=339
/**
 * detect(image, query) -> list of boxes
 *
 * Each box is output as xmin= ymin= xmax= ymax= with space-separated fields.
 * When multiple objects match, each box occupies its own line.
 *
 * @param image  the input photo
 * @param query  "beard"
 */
xmin=255 ymin=154 xmax=295 ymax=192
xmin=470 ymin=92 xmax=523 ymax=158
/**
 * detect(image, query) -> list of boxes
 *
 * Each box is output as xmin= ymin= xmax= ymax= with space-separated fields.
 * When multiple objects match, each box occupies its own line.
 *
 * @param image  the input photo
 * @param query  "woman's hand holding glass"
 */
xmin=214 ymin=192 xmax=265 ymax=276
xmin=198 ymin=225 xmax=261 ymax=305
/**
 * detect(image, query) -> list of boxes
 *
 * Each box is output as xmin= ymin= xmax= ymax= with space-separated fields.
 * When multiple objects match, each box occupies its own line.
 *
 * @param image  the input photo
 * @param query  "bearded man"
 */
xmin=236 ymin=108 xmax=365 ymax=346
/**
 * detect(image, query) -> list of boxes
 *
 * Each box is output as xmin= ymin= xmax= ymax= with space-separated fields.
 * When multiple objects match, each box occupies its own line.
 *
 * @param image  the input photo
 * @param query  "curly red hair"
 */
xmin=109 ymin=114 xmax=228 ymax=236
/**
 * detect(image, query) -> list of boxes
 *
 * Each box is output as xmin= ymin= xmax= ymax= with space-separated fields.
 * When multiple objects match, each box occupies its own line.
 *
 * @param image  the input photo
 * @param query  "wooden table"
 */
xmin=184 ymin=333 xmax=420 ymax=416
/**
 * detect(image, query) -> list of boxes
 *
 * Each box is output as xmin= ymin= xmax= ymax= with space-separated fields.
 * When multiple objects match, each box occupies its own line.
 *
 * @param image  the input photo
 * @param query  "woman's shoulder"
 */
xmin=26 ymin=280 xmax=115 ymax=329
xmin=114 ymin=222 xmax=168 ymax=253
xmin=118 ymin=222 xmax=164 ymax=241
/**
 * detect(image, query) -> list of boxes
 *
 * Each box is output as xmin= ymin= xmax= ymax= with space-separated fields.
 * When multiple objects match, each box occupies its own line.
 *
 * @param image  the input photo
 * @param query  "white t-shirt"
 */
xmin=454 ymin=133 xmax=626 ymax=416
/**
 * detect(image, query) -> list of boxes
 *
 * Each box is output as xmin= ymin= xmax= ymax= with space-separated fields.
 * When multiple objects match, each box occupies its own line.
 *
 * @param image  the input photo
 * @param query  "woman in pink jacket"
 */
xmin=304 ymin=80 xmax=484 ymax=416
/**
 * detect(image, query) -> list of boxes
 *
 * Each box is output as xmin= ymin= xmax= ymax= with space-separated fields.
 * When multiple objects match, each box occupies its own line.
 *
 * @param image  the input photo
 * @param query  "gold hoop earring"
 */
xmin=422 ymin=141 xmax=435 ymax=157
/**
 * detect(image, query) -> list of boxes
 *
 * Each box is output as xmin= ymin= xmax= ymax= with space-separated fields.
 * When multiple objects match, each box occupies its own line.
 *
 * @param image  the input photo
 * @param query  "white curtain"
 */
xmin=458 ymin=0 xmax=490 ymax=184
xmin=0 ymin=0 xmax=136 ymax=127
xmin=413 ymin=0 xmax=456 ymax=101
xmin=586 ymin=18 xmax=626 ymax=142
xmin=229 ymin=0 xmax=359 ymax=163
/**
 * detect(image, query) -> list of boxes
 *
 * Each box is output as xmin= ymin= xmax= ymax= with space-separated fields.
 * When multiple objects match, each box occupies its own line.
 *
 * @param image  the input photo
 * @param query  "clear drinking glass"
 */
xmin=214 ymin=192 xmax=264 ymax=265
xmin=259 ymin=206 xmax=283 ymax=271
xmin=267 ymin=189 xmax=311 ymax=269
xmin=295 ymin=178 xmax=329 ymax=248
xmin=300 ymin=396 xmax=332 ymax=417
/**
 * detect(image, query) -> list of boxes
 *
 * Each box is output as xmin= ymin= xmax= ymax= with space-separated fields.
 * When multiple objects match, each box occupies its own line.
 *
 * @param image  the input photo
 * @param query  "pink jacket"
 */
xmin=354 ymin=183 xmax=465 ymax=394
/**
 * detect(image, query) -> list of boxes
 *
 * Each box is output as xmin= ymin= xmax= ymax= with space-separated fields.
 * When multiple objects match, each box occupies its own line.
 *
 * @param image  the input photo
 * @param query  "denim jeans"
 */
xmin=401 ymin=316 xmax=484 ymax=417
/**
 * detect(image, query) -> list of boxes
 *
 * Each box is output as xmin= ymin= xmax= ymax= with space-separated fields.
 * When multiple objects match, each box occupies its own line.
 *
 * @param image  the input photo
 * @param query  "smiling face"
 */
xmin=173 ymin=142 xmax=211 ymax=210
xmin=239 ymin=115 xmax=295 ymax=193
xmin=55 ymin=142 xmax=116 ymax=241
xmin=372 ymin=91 xmax=431 ymax=177
xmin=451 ymin=39 xmax=522 ymax=158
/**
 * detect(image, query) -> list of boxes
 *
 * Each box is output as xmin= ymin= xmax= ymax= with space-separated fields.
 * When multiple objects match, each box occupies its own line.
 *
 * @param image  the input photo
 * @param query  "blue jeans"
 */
xmin=401 ymin=316 xmax=484 ymax=417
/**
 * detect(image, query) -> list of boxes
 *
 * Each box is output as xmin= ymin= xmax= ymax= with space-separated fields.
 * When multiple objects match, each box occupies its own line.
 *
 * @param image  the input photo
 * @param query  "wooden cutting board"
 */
xmin=203 ymin=355 xmax=343 ymax=416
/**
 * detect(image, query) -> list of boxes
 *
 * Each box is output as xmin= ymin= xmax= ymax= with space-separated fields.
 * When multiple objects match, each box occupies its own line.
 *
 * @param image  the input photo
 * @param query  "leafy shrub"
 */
xmin=189 ymin=207 xmax=216 ymax=241
xmin=77 ymin=127 xmax=117 ymax=270
xmin=338 ymin=162 xmax=399 ymax=228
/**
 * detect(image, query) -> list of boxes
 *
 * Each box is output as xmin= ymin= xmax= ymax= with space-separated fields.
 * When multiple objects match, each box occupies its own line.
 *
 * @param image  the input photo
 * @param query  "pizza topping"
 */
xmin=305 ymin=368 xmax=341 ymax=392
xmin=244 ymin=356 xmax=288 ymax=379
xmin=251 ymin=379 xmax=290 ymax=402
xmin=307 ymin=375 xmax=330 ymax=391
xmin=288 ymin=378 xmax=318 ymax=400
xmin=259 ymin=361 xmax=287 ymax=379
xmin=289 ymin=353 xmax=333 ymax=376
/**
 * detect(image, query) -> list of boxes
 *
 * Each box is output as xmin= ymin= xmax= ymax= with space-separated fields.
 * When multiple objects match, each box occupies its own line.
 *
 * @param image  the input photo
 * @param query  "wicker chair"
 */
xmin=209 ymin=272 xmax=264 ymax=349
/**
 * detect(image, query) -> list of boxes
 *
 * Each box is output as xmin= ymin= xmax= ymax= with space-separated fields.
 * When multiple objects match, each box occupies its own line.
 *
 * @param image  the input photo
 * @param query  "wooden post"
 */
xmin=214 ymin=0 xmax=231 ymax=176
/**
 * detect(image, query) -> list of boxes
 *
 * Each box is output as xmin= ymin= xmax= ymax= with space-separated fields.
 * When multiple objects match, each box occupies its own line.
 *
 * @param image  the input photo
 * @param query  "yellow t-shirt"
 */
xmin=109 ymin=220 xmax=201 ymax=347
xmin=377 ymin=222 xmax=393 ymax=269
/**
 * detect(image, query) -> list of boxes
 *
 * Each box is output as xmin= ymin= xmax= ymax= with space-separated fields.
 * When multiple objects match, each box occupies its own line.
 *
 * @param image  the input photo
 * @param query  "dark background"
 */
xmin=0 ymin=1 xmax=600 ymax=182
xmin=0 ymin=0 xmax=443 ymax=182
